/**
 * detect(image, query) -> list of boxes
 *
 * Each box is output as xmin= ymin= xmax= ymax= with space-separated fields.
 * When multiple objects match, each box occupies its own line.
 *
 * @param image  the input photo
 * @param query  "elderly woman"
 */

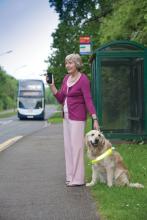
xmin=47 ymin=53 xmax=99 ymax=186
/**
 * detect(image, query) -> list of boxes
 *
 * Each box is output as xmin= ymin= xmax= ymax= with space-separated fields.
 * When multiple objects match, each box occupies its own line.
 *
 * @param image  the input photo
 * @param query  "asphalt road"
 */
xmin=0 ymin=105 xmax=57 ymax=144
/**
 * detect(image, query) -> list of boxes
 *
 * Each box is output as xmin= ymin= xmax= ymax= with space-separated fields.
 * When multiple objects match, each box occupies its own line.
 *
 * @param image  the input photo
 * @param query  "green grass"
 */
xmin=85 ymin=144 xmax=147 ymax=220
xmin=48 ymin=111 xmax=63 ymax=123
xmin=47 ymin=113 xmax=147 ymax=220
xmin=0 ymin=111 xmax=16 ymax=118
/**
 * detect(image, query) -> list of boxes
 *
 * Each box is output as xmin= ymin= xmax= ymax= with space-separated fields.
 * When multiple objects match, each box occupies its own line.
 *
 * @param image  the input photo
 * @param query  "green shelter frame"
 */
xmin=91 ymin=40 xmax=147 ymax=140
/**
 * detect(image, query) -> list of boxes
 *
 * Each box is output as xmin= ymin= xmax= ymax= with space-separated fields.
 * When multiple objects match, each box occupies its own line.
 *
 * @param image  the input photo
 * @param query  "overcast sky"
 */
xmin=0 ymin=0 xmax=59 ymax=82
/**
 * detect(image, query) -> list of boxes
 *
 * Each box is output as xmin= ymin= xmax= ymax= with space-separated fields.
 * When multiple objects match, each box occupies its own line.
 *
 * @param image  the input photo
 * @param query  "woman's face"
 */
xmin=65 ymin=60 xmax=77 ymax=74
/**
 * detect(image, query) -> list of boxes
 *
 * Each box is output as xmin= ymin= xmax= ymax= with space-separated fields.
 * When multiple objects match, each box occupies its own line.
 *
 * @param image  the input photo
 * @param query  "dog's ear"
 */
xmin=97 ymin=127 xmax=101 ymax=132
xmin=105 ymin=140 xmax=112 ymax=148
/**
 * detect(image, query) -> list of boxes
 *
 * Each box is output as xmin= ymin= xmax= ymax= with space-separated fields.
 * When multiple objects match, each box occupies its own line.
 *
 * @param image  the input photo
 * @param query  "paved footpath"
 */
xmin=0 ymin=123 xmax=100 ymax=220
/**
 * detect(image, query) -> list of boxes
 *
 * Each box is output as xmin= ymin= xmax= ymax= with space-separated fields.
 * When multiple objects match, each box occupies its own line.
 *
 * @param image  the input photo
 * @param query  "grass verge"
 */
xmin=47 ymin=113 xmax=147 ymax=220
xmin=48 ymin=111 xmax=63 ymax=124
xmin=85 ymin=144 xmax=147 ymax=220
xmin=0 ymin=111 xmax=16 ymax=118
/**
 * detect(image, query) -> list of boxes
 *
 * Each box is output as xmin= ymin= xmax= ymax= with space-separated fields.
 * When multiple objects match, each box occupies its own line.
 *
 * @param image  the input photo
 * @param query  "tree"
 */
xmin=47 ymin=0 xmax=102 ymax=85
xmin=98 ymin=0 xmax=147 ymax=45
xmin=0 ymin=67 xmax=17 ymax=110
xmin=47 ymin=0 xmax=147 ymax=86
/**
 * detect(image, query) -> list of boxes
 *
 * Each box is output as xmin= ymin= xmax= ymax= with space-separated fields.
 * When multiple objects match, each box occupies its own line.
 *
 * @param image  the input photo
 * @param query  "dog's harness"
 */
xmin=91 ymin=147 xmax=115 ymax=164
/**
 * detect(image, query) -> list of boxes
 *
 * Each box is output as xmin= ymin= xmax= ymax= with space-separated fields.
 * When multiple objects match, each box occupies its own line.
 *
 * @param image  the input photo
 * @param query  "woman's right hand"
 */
xmin=46 ymin=75 xmax=57 ymax=95
xmin=46 ymin=74 xmax=54 ymax=86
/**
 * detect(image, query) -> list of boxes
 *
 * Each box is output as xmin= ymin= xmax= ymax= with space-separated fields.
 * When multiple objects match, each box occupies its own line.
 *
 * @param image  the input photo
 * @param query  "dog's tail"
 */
xmin=128 ymin=182 xmax=144 ymax=188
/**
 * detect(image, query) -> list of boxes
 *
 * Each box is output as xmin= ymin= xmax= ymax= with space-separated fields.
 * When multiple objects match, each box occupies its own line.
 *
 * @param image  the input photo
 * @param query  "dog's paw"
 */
xmin=107 ymin=182 xmax=113 ymax=187
xmin=86 ymin=182 xmax=95 ymax=187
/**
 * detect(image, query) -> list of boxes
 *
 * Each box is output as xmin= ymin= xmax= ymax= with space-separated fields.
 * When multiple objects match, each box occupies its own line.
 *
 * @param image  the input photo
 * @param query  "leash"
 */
xmin=91 ymin=147 xmax=115 ymax=164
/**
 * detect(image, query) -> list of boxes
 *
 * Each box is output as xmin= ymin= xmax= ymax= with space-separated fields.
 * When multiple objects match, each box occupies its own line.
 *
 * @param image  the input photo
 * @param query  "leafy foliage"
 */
xmin=47 ymin=0 xmax=147 ymax=86
xmin=0 ymin=67 xmax=17 ymax=110
xmin=47 ymin=0 xmax=102 ymax=85
xmin=45 ymin=87 xmax=57 ymax=104
xmin=99 ymin=0 xmax=147 ymax=44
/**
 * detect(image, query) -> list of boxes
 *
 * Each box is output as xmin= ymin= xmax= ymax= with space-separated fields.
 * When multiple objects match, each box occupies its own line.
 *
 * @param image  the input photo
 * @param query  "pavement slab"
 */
xmin=0 ymin=123 xmax=100 ymax=220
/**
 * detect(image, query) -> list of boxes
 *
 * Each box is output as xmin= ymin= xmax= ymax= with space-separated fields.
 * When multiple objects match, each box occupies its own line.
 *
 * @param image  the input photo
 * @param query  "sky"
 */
xmin=0 ymin=0 xmax=59 ymax=82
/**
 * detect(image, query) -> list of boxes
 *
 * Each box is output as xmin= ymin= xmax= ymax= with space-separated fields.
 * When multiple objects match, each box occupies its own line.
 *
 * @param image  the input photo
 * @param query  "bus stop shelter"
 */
xmin=91 ymin=40 xmax=147 ymax=140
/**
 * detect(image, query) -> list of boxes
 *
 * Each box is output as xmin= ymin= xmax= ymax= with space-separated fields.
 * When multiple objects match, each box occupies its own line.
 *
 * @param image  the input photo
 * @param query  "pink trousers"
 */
xmin=63 ymin=113 xmax=85 ymax=185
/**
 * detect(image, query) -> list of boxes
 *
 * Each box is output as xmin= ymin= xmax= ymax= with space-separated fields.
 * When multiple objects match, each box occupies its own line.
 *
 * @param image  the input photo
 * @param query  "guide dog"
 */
xmin=85 ymin=130 xmax=144 ymax=188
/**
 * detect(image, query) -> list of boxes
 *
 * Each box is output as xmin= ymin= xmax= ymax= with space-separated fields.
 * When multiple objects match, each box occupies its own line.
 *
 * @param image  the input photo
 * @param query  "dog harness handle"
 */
xmin=91 ymin=147 xmax=115 ymax=164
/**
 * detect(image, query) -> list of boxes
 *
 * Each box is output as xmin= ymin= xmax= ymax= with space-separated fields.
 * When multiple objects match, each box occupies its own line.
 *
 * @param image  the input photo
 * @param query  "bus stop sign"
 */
xmin=79 ymin=36 xmax=91 ymax=55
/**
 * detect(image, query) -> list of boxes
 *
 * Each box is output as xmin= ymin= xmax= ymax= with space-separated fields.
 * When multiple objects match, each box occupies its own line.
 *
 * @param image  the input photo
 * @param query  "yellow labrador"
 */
xmin=85 ymin=130 xmax=144 ymax=188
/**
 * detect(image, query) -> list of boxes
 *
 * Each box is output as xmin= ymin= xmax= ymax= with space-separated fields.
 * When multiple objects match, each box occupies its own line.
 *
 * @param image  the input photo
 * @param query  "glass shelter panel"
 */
xmin=101 ymin=58 xmax=144 ymax=133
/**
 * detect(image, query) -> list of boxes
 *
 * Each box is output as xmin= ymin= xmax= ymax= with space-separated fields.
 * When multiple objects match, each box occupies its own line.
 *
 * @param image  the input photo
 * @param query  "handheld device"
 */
xmin=47 ymin=72 xmax=53 ymax=84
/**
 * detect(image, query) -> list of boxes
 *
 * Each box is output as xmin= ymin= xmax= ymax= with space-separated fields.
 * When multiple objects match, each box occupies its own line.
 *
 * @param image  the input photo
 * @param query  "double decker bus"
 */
xmin=17 ymin=79 xmax=45 ymax=120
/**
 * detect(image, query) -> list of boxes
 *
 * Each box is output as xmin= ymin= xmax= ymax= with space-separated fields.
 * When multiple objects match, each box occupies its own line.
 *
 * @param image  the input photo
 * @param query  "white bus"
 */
xmin=17 ymin=79 xmax=45 ymax=120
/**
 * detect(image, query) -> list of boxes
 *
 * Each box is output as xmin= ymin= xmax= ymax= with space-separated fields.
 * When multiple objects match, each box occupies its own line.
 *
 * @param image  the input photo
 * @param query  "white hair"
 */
xmin=65 ymin=53 xmax=83 ymax=70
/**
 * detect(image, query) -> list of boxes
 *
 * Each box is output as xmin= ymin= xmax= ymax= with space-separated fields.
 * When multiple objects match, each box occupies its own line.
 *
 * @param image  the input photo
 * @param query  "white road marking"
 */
xmin=0 ymin=136 xmax=23 ymax=152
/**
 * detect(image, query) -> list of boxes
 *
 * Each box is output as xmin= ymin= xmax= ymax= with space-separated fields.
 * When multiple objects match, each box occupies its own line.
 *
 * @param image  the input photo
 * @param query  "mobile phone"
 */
xmin=47 ymin=72 xmax=53 ymax=84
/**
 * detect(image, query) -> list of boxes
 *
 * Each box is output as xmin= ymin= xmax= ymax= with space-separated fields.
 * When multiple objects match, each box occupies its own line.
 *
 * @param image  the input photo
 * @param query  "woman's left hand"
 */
xmin=93 ymin=120 xmax=100 ymax=130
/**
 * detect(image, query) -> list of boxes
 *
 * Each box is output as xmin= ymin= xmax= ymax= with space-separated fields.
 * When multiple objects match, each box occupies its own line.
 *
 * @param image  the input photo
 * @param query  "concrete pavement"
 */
xmin=0 ymin=123 xmax=100 ymax=220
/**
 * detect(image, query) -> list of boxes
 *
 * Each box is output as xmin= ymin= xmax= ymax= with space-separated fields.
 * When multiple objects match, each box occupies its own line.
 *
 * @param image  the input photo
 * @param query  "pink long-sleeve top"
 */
xmin=54 ymin=73 xmax=96 ymax=121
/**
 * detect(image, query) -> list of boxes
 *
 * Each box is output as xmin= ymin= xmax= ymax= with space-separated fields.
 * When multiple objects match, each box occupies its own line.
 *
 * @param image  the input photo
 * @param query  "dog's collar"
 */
xmin=91 ymin=147 xmax=115 ymax=164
